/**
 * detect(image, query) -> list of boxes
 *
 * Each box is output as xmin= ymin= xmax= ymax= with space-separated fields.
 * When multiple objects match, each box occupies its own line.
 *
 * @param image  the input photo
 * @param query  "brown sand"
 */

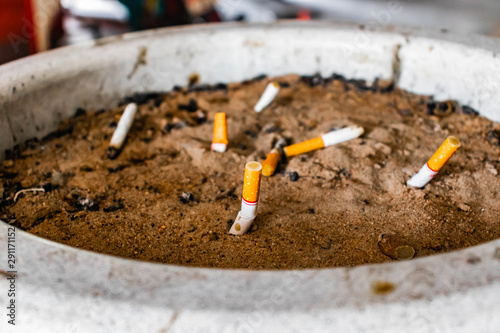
xmin=1 ymin=74 xmax=499 ymax=269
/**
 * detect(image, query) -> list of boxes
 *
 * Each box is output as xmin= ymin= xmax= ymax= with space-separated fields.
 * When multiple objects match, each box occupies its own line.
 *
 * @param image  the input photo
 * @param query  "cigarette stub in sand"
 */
xmin=262 ymin=148 xmax=281 ymax=177
xmin=254 ymin=82 xmax=280 ymax=113
xmin=230 ymin=162 xmax=262 ymax=235
xmin=211 ymin=112 xmax=228 ymax=152
xmin=407 ymin=136 xmax=460 ymax=188
xmin=107 ymin=103 xmax=138 ymax=159
xmin=284 ymin=125 xmax=364 ymax=157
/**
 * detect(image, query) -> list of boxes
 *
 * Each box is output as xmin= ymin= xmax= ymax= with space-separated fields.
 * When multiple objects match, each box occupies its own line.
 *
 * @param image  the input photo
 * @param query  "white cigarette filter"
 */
xmin=230 ymin=161 xmax=262 ymax=235
xmin=254 ymin=82 xmax=280 ymax=112
xmin=108 ymin=103 xmax=138 ymax=159
xmin=407 ymin=136 xmax=460 ymax=188
xmin=284 ymin=125 xmax=364 ymax=157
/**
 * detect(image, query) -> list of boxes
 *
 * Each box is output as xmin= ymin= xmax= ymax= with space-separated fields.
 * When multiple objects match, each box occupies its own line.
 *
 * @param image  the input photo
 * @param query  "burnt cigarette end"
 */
xmin=107 ymin=147 xmax=121 ymax=160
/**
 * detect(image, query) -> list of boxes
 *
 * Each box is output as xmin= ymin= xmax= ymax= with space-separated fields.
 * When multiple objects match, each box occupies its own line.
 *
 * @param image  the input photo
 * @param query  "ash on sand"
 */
xmin=1 ymin=75 xmax=499 ymax=269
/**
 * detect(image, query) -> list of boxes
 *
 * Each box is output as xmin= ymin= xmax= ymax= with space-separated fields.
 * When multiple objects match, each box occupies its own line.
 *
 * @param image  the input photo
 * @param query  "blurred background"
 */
xmin=2 ymin=0 xmax=500 ymax=65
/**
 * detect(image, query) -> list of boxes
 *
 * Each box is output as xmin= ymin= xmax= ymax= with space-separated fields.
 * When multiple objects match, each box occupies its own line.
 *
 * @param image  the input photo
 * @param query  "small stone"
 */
xmin=251 ymin=224 xmax=258 ymax=232
xmin=50 ymin=170 xmax=65 ymax=187
xmin=178 ymin=99 xmax=198 ymax=113
xmin=164 ymin=122 xmax=174 ymax=133
xmin=485 ymin=162 xmax=498 ymax=176
xmin=103 ymin=202 xmax=124 ymax=212
xmin=186 ymin=224 xmax=197 ymax=233
xmin=289 ymin=172 xmax=299 ymax=182
xmin=195 ymin=110 xmax=206 ymax=124
xmin=460 ymin=105 xmax=479 ymax=116
xmin=2 ymin=160 xmax=14 ymax=168
xmin=179 ymin=192 xmax=194 ymax=204
xmin=487 ymin=130 xmax=500 ymax=146
xmin=20 ymin=179 xmax=32 ymax=188
xmin=300 ymin=73 xmax=325 ymax=87
xmin=76 ymin=197 xmax=100 ymax=211
xmin=80 ymin=164 xmax=93 ymax=172
xmin=367 ymin=128 xmax=392 ymax=144
xmin=209 ymin=232 xmax=219 ymax=241
xmin=457 ymin=202 xmax=471 ymax=212
xmin=378 ymin=233 xmax=415 ymax=260
xmin=0 ymin=185 xmax=4 ymax=198
xmin=318 ymin=238 xmax=331 ymax=250
xmin=398 ymin=108 xmax=412 ymax=116
xmin=172 ymin=117 xmax=187 ymax=129
xmin=374 ymin=142 xmax=392 ymax=155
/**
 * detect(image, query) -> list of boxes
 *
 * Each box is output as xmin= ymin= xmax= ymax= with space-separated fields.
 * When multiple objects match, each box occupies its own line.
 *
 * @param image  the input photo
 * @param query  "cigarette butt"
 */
xmin=407 ymin=136 xmax=460 ymax=188
xmin=427 ymin=136 xmax=461 ymax=171
xmin=107 ymin=103 xmax=138 ymax=159
xmin=230 ymin=161 xmax=262 ymax=235
xmin=211 ymin=112 xmax=228 ymax=152
xmin=242 ymin=161 xmax=262 ymax=204
xmin=254 ymin=82 xmax=280 ymax=113
xmin=284 ymin=125 xmax=364 ymax=157
xmin=262 ymin=149 xmax=281 ymax=176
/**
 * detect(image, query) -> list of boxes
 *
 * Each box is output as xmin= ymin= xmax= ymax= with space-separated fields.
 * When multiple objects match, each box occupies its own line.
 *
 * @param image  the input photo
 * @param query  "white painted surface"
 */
xmin=0 ymin=22 xmax=499 ymax=332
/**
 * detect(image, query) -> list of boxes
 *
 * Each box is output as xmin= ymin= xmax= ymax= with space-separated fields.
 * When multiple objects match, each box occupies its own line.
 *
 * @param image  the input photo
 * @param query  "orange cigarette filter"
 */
xmin=242 ymin=161 xmax=262 ymax=203
xmin=283 ymin=137 xmax=324 ymax=157
xmin=211 ymin=112 xmax=228 ymax=152
xmin=262 ymin=149 xmax=281 ymax=177
xmin=427 ymin=136 xmax=461 ymax=171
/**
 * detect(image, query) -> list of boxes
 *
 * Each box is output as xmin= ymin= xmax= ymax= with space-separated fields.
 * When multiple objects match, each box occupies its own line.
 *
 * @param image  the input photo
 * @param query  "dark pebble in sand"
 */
xmin=121 ymin=92 xmax=161 ymax=106
xmin=300 ymin=73 xmax=325 ymax=87
xmin=164 ymin=123 xmax=175 ymax=132
xmin=178 ymin=99 xmax=198 ymax=112
xmin=180 ymin=192 xmax=195 ymax=203
xmin=186 ymin=224 xmax=197 ymax=233
xmin=252 ymin=74 xmax=267 ymax=82
xmin=487 ymin=130 xmax=500 ymax=146
xmin=103 ymin=202 xmax=124 ymax=213
xmin=318 ymin=238 xmax=332 ymax=250
xmin=214 ymin=83 xmax=228 ymax=90
xmin=460 ymin=105 xmax=479 ymax=116
xmin=289 ymin=172 xmax=299 ymax=182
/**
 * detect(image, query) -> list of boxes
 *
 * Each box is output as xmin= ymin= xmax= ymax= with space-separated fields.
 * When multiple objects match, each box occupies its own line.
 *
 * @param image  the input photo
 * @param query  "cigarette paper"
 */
xmin=107 ymin=103 xmax=138 ymax=159
xmin=254 ymin=82 xmax=280 ymax=113
xmin=284 ymin=125 xmax=364 ymax=157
